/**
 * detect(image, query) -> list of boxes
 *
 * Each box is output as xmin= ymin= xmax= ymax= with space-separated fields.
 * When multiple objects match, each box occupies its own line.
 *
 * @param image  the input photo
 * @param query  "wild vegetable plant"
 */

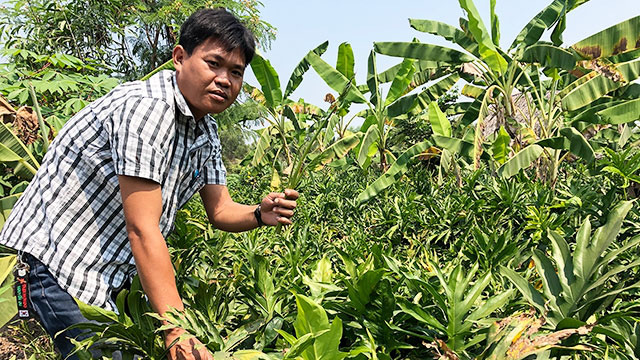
xmin=501 ymin=201 xmax=640 ymax=327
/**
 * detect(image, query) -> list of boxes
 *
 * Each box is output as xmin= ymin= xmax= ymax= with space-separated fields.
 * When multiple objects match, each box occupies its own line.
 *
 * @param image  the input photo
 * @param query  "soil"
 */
xmin=0 ymin=316 xmax=58 ymax=359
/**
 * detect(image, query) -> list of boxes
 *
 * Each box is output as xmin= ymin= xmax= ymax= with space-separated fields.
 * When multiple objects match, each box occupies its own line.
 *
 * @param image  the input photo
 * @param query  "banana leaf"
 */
xmin=412 ymin=73 xmax=460 ymax=115
xmin=461 ymin=84 xmax=485 ymax=99
xmin=559 ymin=127 xmax=595 ymax=163
xmin=357 ymin=141 xmax=430 ymax=204
xmin=373 ymin=42 xmax=474 ymax=64
xmin=497 ymin=145 xmax=543 ymax=178
xmin=251 ymin=127 xmax=272 ymax=166
xmin=385 ymin=59 xmax=415 ymax=106
xmin=520 ymin=44 xmax=577 ymax=70
xmin=572 ymin=16 xmax=640 ymax=59
xmin=336 ymin=42 xmax=355 ymax=80
xmin=489 ymin=0 xmax=500 ymax=47
xmin=309 ymin=134 xmax=361 ymax=170
xmin=307 ymin=52 xmax=366 ymax=104
xmin=510 ymin=0 xmax=590 ymax=50
xmin=250 ymin=53 xmax=283 ymax=109
xmin=357 ymin=126 xmax=379 ymax=168
xmin=433 ymin=135 xmax=486 ymax=161
xmin=409 ymin=19 xmax=478 ymax=54
xmin=596 ymin=98 xmax=640 ymax=124
xmin=561 ymin=59 xmax=640 ymax=111
xmin=458 ymin=0 xmax=507 ymax=74
xmin=378 ymin=60 xmax=447 ymax=83
xmin=491 ymin=126 xmax=510 ymax=164
xmin=284 ymin=41 xmax=329 ymax=98
xmin=367 ymin=51 xmax=380 ymax=106
xmin=428 ymin=102 xmax=451 ymax=137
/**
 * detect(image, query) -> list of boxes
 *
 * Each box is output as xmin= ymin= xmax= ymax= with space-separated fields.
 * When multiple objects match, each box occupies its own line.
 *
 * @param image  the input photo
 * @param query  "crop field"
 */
xmin=1 ymin=0 xmax=640 ymax=359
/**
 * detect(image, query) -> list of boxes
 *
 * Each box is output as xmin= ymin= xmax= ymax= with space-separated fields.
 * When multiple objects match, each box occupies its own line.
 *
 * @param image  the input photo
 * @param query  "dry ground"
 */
xmin=0 ymin=316 xmax=58 ymax=360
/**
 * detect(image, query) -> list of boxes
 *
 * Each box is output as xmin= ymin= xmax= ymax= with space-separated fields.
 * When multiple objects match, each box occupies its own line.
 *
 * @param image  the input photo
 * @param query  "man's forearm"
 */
xmin=210 ymin=201 xmax=258 ymax=232
xmin=129 ymin=228 xmax=184 ymax=316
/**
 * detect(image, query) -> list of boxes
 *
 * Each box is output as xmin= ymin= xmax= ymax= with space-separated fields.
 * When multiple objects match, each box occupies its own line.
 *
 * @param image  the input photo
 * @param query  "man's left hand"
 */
xmin=259 ymin=189 xmax=299 ymax=226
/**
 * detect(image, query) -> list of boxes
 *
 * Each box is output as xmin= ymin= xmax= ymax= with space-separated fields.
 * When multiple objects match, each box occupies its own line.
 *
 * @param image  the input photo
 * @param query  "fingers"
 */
xmin=284 ymin=188 xmax=299 ymax=200
xmin=193 ymin=339 xmax=213 ymax=360
xmin=268 ymin=189 xmax=299 ymax=201
xmin=166 ymin=336 xmax=212 ymax=360
xmin=261 ymin=189 xmax=299 ymax=226
xmin=267 ymin=192 xmax=285 ymax=201
xmin=277 ymin=215 xmax=293 ymax=225
xmin=274 ymin=197 xmax=296 ymax=210
xmin=272 ymin=206 xmax=294 ymax=218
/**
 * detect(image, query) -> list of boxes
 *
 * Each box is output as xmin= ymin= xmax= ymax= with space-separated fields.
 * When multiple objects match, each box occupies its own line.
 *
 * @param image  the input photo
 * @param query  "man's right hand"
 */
xmin=165 ymin=328 xmax=213 ymax=360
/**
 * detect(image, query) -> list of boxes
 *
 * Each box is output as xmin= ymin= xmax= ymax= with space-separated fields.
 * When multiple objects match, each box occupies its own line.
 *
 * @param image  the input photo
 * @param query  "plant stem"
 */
xmin=28 ymin=83 xmax=48 ymax=153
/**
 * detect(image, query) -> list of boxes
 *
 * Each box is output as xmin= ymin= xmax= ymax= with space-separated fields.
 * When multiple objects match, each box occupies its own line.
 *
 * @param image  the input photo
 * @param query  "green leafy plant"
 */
xmin=501 ymin=201 xmax=640 ymax=327
xmin=0 ymin=254 xmax=17 ymax=328
xmin=277 ymin=293 xmax=347 ymax=360
xmin=392 ymin=258 xmax=514 ymax=357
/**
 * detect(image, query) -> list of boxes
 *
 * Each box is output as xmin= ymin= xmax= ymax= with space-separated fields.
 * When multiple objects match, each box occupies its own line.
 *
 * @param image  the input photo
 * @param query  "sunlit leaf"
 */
xmin=458 ymin=0 xmax=507 ymax=74
xmin=572 ymin=16 xmax=640 ymax=59
xmin=357 ymin=141 xmax=430 ymax=204
xmin=374 ymin=42 xmax=474 ymax=64
xmin=497 ymin=145 xmax=543 ymax=178
xmin=428 ymin=102 xmax=451 ymax=137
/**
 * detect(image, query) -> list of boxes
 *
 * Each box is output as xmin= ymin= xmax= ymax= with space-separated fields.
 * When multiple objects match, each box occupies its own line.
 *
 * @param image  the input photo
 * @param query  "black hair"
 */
xmin=178 ymin=8 xmax=256 ymax=66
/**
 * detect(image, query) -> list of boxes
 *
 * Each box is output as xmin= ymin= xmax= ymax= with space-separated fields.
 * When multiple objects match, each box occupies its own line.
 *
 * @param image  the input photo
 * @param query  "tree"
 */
xmin=0 ymin=0 xmax=276 ymax=79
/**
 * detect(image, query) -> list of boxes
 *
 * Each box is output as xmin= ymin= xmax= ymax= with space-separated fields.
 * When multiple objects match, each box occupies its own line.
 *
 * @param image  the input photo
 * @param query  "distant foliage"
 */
xmin=0 ymin=0 xmax=276 ymax=79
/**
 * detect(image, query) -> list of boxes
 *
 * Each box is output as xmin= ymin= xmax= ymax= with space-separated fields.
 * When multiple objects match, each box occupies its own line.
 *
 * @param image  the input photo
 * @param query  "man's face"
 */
xmin=173 ymin=38 xmax=245 ymax=119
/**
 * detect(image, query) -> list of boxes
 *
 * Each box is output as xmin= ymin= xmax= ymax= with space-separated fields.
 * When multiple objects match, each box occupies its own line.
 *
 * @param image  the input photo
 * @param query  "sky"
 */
xmin=244 ymin=0 xmax=640 ymax=112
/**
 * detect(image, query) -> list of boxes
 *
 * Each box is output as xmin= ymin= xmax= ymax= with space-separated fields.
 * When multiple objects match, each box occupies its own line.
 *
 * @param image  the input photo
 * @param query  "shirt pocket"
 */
xmin=181 ymin=141 xmax=213 ymax=194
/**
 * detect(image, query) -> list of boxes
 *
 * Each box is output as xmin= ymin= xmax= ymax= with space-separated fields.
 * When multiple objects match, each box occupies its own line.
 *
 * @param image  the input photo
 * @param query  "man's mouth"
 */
xmin=209 ymin=89 xmax=228 ymax=100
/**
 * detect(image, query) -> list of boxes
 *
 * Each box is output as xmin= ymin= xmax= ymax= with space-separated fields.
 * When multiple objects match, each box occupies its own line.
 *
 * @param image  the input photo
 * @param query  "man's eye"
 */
xmin=208 ymin=61 xmax=219 ymax=67
xmin=232 ymin=70 xmax=244 ymax=77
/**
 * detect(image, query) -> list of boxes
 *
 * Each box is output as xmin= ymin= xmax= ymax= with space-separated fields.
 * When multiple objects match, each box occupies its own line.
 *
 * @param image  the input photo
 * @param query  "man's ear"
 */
xmin=172 ymin=45 xmax=187 ymax=72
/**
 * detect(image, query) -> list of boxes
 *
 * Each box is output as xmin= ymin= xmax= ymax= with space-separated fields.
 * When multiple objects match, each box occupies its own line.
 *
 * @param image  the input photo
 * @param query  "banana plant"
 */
xmin=308 ymin=41 xmax=459 ymax=172
xmin=501 ymin=200 xmax=640 ymax=328
xmin=374 ymin=0 xmax=519 ymax=169
xmin=502 ymin=14 xmax=640 ymax=183
xmin=375 ymin=0 xmax=640 ymax=185
xmin=249 ymin=44 xmax=359 ymax=188
xmin=356 ymin=102 xmax=461 ymax=204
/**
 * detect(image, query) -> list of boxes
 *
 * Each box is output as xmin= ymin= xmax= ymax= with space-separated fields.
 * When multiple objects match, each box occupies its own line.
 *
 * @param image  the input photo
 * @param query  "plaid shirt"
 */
xmin=0 ymin=70 xmax=226 ymax=310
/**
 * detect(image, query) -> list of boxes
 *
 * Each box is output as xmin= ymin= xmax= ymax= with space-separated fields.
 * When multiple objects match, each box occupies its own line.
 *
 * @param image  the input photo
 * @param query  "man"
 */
xmin=0 ymin=8 xmax=296 ymax=360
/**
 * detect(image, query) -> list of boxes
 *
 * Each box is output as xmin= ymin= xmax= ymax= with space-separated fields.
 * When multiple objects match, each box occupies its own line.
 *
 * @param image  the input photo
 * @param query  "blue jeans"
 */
xmin=24 ymin=253 xmax=96 ymax=360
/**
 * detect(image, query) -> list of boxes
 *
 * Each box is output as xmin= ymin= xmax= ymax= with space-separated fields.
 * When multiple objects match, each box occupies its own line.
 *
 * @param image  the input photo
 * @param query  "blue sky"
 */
xmin=244 ymin=0 xmax=640 ymax=110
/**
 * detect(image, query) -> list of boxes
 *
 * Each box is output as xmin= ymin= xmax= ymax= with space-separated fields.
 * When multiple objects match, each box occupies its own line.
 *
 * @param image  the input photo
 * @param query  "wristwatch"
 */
xmin=254 ymin=204 xmax=264 ymax=227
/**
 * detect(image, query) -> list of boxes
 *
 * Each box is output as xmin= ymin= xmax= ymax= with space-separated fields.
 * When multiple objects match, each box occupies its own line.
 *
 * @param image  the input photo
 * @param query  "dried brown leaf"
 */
xmin=506 ymin=323 xmax=594 ymax=359
xmin=579 ymin=59 xmax=625 ymax=82
xmin=0 ymin=95 xmax=16 ymax=119
xmin=14 ymin=106 xmax=39 ymax=145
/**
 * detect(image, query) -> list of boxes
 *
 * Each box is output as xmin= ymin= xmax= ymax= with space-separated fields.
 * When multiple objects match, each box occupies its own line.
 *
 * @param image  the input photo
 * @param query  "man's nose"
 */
xmin=215 ymin=71 xmax=231 ymax=88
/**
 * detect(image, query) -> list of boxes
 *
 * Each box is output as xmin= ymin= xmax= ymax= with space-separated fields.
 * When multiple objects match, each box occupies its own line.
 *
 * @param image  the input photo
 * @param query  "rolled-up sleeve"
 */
xmin=109 ymin=97 xmax=174 ymax=183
